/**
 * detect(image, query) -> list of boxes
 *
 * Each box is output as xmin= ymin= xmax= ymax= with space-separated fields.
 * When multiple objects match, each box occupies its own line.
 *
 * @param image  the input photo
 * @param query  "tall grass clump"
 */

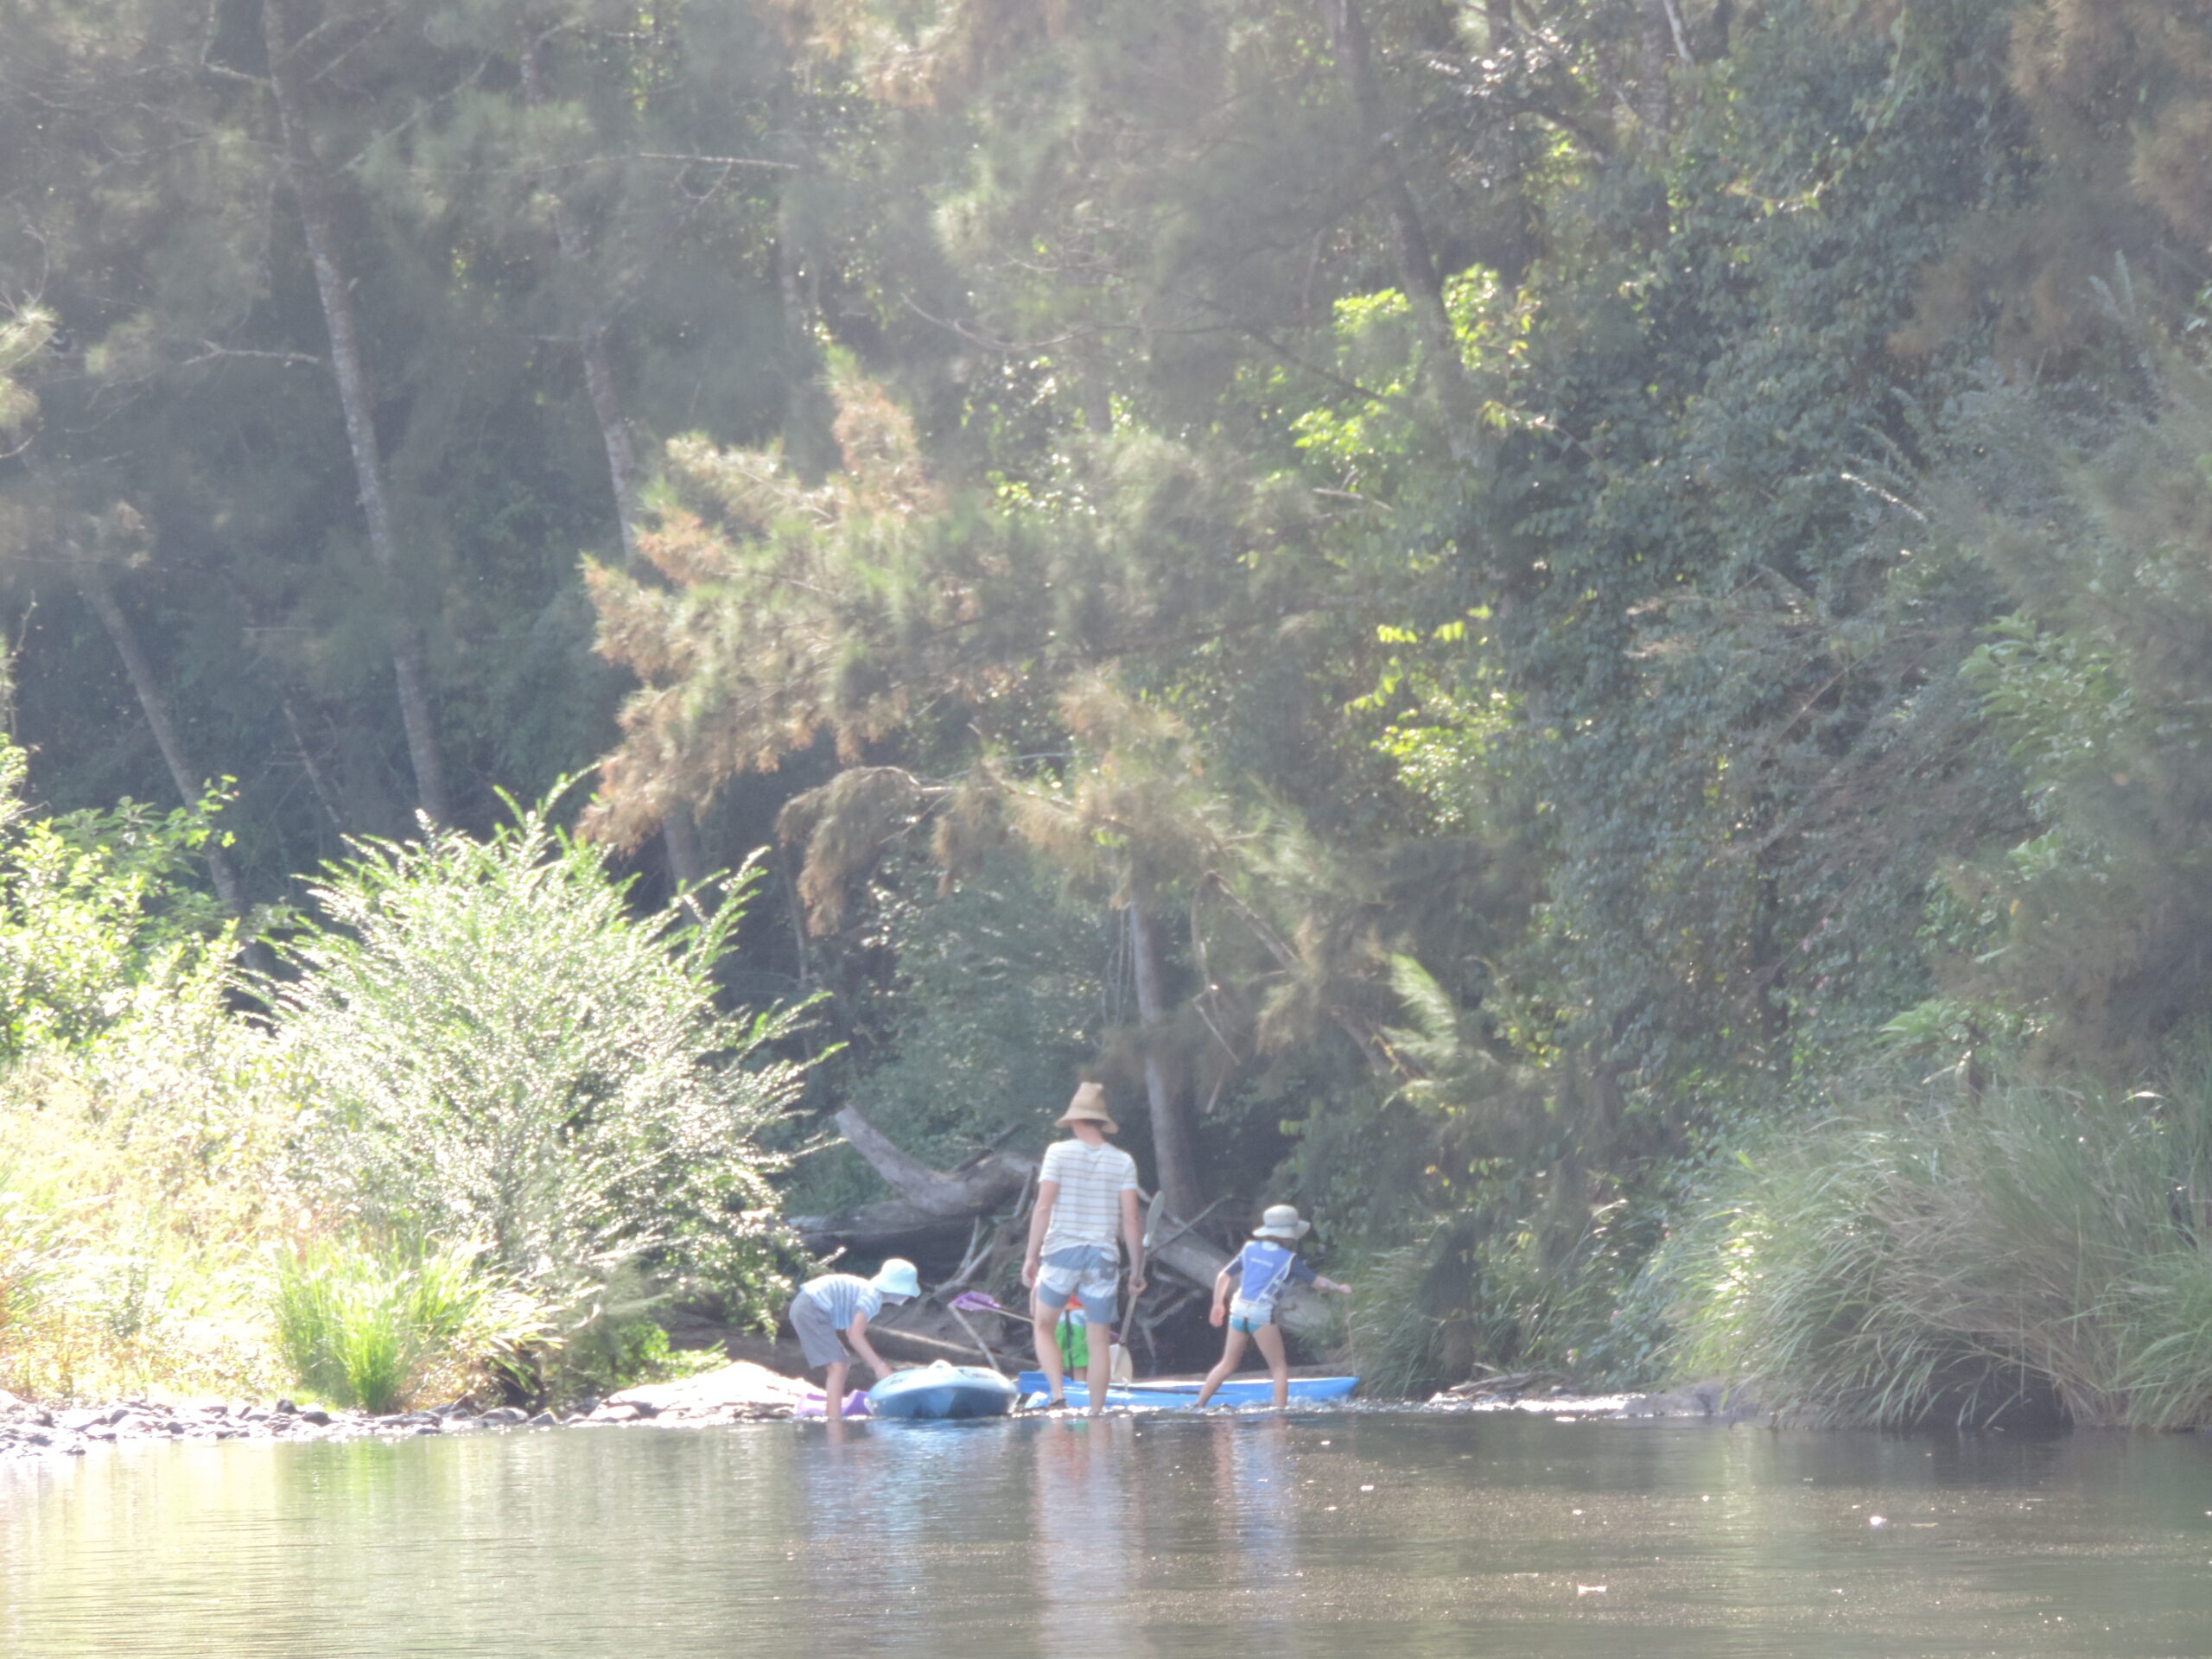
xmin=271 ymin=1237 xmax=548 ymax=1413
xmin=1654 ymin=1042 xmax=2212 ymax=1427
xmin=273 ymin=790 xmax=815 ymax=1389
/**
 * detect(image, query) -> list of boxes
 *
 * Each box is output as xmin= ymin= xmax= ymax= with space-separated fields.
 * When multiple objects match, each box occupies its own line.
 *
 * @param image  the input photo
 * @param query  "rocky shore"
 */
xmin=0 ymin=1359 xmax=823 ymax=1462
xmin=2 ymin=1362 xmax=1768 ymax=1461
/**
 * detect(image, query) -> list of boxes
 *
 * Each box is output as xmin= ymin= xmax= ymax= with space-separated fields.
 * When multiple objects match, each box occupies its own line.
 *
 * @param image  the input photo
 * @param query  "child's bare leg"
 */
xmin=1254 ymin=1323 xmax=1290 ymax=1408
xmin=824 ymin=1358 xmax=849 ymax=1419
xmin=1194 ymin=1328 xmax=1249 ymax=1408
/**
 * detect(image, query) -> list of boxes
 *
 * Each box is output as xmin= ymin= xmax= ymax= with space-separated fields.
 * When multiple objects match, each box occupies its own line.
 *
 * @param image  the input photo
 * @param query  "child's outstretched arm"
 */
xmin=846 ymin=1309 xmax=895 ymax=1381
xmin=1209 ymin=1262 xmax=1235 ymax=1327
xmin=1314 ymin=1275 xmax=1352 ymax=1295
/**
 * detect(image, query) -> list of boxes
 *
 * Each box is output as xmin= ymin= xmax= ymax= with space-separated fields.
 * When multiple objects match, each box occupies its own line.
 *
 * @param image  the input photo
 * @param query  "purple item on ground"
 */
xmin=950 ymin=1292 xmax=1007 ymax=1313
xmin=797 ymin=1389 xmax=872 ymax=1419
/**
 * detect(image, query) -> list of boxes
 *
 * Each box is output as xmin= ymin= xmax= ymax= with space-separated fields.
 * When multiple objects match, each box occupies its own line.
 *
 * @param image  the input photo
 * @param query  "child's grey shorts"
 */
xmin=791 ymin=1293 xmax=849 ymax=1369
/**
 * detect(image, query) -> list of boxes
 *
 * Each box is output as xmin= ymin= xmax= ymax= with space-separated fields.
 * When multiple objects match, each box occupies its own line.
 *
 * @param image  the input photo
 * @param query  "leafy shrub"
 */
xmin=561 ymin=1311 xmax=727 ymax=1398
xmin=0 ymin=734 xmax=294 ymax=1401
xmin=0 ymin=739 xmax=238 ymax=1062
xmin=275 ymin=791 xmax=813 ymax=1362
xmin=272 ymin=1236 xmax=548 ymax=1414
xmin=1654 ymin=1044 xmax=2212 ymax=1427
xmin=0 ymin=1014 xmax=296 ymax=1402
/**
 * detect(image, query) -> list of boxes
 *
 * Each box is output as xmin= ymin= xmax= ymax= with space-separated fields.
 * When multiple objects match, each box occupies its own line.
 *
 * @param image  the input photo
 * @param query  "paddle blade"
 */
xmin=1141 ymin=1190 xmax=1168 ymax=1248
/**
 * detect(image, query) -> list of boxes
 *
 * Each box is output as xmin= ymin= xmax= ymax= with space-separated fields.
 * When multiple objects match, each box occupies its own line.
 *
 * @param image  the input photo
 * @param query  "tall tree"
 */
xmin=261 ymin=0 xmax=450 ymax=825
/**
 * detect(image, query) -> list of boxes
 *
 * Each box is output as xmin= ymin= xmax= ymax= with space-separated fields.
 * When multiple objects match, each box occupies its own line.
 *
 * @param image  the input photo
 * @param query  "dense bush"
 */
xmin=1655 ymin=1044 xmax=2212 ymax=1428
xmin=274 ymin=793 xmax=813 ymax=1371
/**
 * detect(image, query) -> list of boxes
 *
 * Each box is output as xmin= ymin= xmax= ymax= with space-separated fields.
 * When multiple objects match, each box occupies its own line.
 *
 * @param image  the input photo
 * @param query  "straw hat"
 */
xmin=1054 ymin=1081 xmax=1118 ymax=1134
xmin=1253 ymin=1204 xmax=1311 ymax=1242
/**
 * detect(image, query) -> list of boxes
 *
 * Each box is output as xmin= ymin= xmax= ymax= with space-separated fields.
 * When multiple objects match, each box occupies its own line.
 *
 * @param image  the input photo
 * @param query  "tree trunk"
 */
xmin=518 ymin=22 xmax=705 ymax=893
xmin=73 ymin=553 xmax=248 ymax=917
xmin=788 ymin=1104 xmax=1033 ymax=1248
xmin=1321 ymin=0 xmax=1479 ymax=454
xmin=1636 ymin=0 xmax=1676 ymax=142
xmin=263 ymin=0 xmax=450 ymax=827
xmin=1129 ymin=890 xmax=1205 ymax=1225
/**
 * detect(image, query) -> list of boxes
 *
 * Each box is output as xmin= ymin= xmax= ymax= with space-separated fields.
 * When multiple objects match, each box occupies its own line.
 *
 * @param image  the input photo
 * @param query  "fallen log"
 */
xmin=790 ymin=1107 xmax=1032 ymax=1250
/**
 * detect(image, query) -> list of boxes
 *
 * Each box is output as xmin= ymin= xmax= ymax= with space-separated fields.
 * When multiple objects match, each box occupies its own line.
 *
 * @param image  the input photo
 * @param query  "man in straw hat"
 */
xmin=1023 ymin=1082 xmax=1146 ymax=1414
xmin=1193 ymin=1204 xmax=1350 ymax=1409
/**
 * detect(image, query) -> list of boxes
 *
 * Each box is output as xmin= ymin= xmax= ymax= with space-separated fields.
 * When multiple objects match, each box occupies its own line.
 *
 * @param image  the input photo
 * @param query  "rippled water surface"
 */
xmin=9 ymin=1412 xmax=2212 ymax=1656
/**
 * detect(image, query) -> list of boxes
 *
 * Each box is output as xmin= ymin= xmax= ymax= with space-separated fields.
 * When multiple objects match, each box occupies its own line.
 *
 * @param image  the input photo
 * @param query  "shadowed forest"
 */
xmin=6 ymin=0 xmax=2212 ymax=1425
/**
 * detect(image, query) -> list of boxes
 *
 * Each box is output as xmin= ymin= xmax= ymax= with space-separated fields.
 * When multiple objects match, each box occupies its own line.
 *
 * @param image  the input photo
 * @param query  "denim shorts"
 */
xmin=1034 ymin=1244 xmax=1119 ymax=1323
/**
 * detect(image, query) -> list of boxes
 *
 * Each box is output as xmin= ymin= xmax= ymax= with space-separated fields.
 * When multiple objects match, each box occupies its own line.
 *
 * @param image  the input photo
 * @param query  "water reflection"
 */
xmin=1209 ymin=1416 xmax=1295 ymax=1625
xmin=10 ymin=1415 xmax=2212 ymax=1656
xmin=1031 ymin=1420 xmax=1154 ymax=1658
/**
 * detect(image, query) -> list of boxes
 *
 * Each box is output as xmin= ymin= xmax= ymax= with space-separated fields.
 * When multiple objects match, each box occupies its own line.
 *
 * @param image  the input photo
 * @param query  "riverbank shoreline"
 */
xmin=1 ymin=1366 xmax=1777 ymax=1460
xmin=0 ymin=1357 xmax=822 ymax=1461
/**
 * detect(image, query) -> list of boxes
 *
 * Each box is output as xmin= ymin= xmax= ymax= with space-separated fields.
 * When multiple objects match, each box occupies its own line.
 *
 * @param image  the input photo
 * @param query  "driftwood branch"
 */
xmin=789 ymin=1106 xmax=1033 ymax=1249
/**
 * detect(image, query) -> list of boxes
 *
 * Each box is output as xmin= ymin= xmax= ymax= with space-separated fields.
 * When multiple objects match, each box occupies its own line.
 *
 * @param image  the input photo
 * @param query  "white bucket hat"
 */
xmin=1253 ymin=1204 xmax=1310 ymax=1242
xmin=873 ymin=1258 xmax=920 ymax=1301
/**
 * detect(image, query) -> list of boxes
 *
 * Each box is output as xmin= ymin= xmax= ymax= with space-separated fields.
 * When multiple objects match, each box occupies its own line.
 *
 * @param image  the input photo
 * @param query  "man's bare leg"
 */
xmin=1084 ymin=1316 xmax=1113 ymax=1418
xmin=824 ymin=1357 xmax=849 ymax=1420
xmin=1032 ymin=1298 xmax=1067 ymax=1404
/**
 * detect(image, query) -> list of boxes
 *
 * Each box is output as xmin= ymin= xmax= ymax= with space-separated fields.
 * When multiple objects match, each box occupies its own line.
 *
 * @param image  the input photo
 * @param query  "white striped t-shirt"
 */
xmin=797 ymin=1273 xmax=883 ymax=1331
xmin=1039 ymin=1139 xmax=1140 ymax=1255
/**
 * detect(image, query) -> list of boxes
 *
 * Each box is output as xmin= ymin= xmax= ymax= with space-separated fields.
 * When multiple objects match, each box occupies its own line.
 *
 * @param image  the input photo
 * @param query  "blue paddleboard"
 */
xmin=1014 ymin=1373 xmax=1359 ymax=1409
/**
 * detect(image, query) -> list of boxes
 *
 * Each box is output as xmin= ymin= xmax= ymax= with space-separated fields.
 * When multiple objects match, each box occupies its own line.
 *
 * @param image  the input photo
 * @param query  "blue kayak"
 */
xmin=868 ymin=1361 xmax=1020 ymax=1421
xmin=1014 ymin=1373 xmax=1358 ymax=1410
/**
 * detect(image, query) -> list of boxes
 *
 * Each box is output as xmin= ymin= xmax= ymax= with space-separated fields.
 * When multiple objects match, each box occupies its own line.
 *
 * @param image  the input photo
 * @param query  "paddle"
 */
xmin=1122 ymin=1190 xmax=1169 ymax=1376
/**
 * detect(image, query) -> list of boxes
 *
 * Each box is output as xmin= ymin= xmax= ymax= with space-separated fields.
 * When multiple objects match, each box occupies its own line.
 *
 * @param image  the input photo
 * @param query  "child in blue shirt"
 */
xmin=1193 ymin=1205 xmax=1351 ymax=1408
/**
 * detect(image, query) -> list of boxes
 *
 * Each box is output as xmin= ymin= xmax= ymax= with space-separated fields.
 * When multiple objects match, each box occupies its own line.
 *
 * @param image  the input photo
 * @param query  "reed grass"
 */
xmin=271 ymin=1237 xmax=550 ymax=1414
xmin=1655 ymin=1045 xmax=2212 ymax=1427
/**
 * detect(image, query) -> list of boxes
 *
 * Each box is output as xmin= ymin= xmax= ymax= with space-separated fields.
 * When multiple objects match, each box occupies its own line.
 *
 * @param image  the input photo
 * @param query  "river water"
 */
xmin=8 ymin=1411 xmax=2212 ymax=1656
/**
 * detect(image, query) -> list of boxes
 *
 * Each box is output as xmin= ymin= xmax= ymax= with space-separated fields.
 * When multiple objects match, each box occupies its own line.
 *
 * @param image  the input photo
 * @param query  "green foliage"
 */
xmin=271 ymin=1236 xmax=548 ymax=1414
xmin=276 ymin=789 xmax=813 ymax=1347
xmin=563 ymin=1316 xmax=728 ymax=1399
xmin=791 ymin=847 xmax=1105 ymax=1213
xmin=0 ymin=738 xmax=237 ymax=1059
xmin=1932 ymin=352 xmax=2212 ymax=1058
xmin=1656 ymin=1043 xmax=2212 ymax=1428
xmin=0 ymin=734 xmax=289 ymax=1401
xmin=12 ymin=0 xmax=2212 ymax=1418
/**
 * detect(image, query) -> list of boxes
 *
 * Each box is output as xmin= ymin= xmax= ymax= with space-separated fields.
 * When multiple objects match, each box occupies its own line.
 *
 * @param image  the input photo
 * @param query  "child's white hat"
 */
xmin=1253 ymin=1204 xmax=1310 ymax=1242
